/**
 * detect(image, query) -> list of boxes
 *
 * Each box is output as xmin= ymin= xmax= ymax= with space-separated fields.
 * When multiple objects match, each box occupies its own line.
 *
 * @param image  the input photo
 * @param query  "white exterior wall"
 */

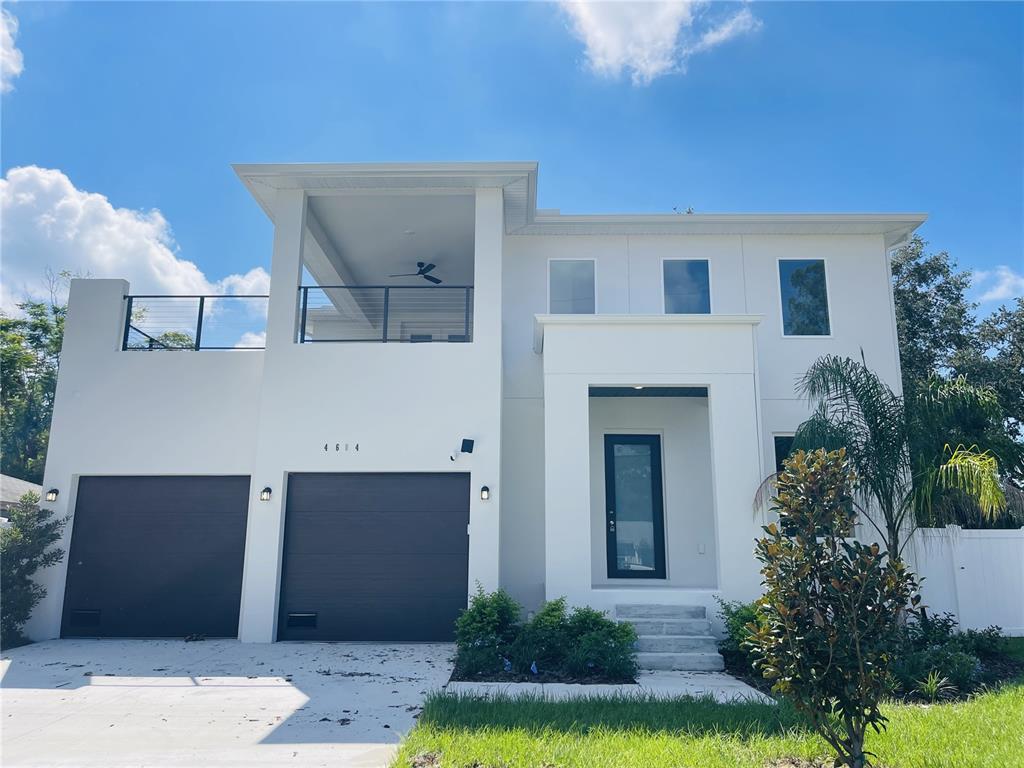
xmin=498 ymin=232 xmax=902 ymax=614
xmin=33 ymin=164 xmax=913 ymax=639
xmin=30 ymin=188 xmax=505 ymax=643
xmin=28 ymin=279 xmax=264 ymax=640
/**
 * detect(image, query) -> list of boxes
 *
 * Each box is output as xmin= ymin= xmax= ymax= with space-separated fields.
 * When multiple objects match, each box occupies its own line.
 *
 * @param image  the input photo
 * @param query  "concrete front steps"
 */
xmin=616 ymin=604 xmax=725 ymax=672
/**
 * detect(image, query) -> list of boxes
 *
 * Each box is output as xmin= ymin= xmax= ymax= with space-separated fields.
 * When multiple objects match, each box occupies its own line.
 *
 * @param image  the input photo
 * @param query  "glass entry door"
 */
xmin=603 ymin=434 xmax=666 ymax=579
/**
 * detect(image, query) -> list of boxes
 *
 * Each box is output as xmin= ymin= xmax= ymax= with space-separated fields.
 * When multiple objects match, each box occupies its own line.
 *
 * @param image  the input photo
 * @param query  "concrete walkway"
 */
xmin=446 ymin=670 xmax=772 ymax=702
xmin=1 ymin=639 xmax=454 ymax=768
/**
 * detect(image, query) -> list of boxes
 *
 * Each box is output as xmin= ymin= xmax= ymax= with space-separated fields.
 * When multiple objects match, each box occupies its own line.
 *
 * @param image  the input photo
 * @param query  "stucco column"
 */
xmin=542 ymin=374 xmax=592 ymax=604
xmin=237 ymin=189 xmax=307 ymax=642
xmin=466 ymin=187 xmax=503 ymax=593
xmin=707 ymin=374 xmax=765 ymax=602
xmin=27 ymin=279 xmax=132 ymax=640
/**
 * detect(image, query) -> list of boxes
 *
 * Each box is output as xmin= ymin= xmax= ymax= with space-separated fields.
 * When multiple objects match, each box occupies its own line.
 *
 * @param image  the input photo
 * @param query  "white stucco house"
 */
xmin=28 ymin=162 xmax=924 ymax=667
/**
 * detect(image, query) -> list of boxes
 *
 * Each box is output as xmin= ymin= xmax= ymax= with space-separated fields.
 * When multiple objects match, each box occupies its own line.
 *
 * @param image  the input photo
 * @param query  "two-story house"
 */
xmin=28 ymin=162 xmax=924 ymax=664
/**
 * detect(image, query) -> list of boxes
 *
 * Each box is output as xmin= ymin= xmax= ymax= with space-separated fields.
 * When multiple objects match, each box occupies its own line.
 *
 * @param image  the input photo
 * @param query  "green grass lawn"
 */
xmin=393 ymin=677 xmax=1024 ymax=768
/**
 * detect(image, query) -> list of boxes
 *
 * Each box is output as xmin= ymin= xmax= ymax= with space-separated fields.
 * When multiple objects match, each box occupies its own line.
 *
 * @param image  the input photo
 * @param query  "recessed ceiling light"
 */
xmin=633 ymin=386 xmax=644 ymax=390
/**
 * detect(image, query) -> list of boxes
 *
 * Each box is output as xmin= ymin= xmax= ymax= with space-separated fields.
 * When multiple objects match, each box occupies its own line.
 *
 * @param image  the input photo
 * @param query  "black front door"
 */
xmin=604 ymin=434 xmax=666 ymax=579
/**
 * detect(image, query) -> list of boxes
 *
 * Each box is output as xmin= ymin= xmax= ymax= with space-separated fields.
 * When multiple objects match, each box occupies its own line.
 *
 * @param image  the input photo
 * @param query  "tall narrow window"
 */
xmin=779 ymin=259 xmax=830 ymax=336
xmin=663 ymin=260 xmax=711 ymax=314
xmin=773 ymin=435 xmax=795 ymax=474
xmin=549 ymin=260 xmax=595 ymax=314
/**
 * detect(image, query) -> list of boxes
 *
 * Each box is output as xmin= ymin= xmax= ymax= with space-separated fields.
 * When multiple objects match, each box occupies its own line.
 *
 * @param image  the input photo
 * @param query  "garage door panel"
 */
xmin=61 ymin=476 xmax=248 ymax=638
xmin=279 ymin=473 xmax=470 ymax=641
xmin=284 ymin=510 xmax=469 ymax=554
xmin=287 ymin=473 xmax=471 ymax=513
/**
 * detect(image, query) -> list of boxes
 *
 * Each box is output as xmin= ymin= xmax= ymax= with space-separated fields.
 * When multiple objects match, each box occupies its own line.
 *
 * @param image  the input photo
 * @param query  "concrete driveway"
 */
xmin=1 ymin=639 xmax=455 ymax=768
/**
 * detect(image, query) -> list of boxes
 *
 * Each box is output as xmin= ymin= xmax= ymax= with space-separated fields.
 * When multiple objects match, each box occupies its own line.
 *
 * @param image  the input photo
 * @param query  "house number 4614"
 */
xmin=324 ymin=443 xmax=359 ymax=452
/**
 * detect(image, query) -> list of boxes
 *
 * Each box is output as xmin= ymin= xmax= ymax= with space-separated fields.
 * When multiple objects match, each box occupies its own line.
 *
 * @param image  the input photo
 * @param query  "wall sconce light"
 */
xmin=259 ymin=487 xmax=272 ymax=502
xmin=45 ymin=489 xmax=59 ymax=502
xmin=480 ymin=486 xmax=490 ymax=501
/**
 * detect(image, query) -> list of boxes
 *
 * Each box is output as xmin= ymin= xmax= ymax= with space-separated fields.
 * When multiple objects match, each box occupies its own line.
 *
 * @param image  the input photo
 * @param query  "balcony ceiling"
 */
xmin=308 ymin=193 xmax=475 ymax=286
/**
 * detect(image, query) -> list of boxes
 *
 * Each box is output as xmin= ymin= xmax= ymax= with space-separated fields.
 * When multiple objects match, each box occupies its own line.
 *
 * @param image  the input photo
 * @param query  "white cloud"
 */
xmin=972 ymin=266 xmax=1024 ymax=304
xmin=1 ymin=8 xmax=24 ymax=93
xmin=235 ymin=330 xmax=266 ymax=349
xmin=558 ymin=1 xmax=760 ymax=85
xmin=0 ymin=165 xmax=270 ymax=312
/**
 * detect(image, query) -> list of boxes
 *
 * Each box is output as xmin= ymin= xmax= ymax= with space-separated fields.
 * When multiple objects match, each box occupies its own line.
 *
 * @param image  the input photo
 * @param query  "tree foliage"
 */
xmin=792 ymin=355 xmax=1013 ymax=555
xmin=747 ymin=449 xmax=920 ymax=768
xmin=0 ymin=300 xmax=65 ymax=484
xmin=891 ymin=237 xmax=1023 ymax=473
xmin=1 ymin=492 xmax=66 ymax=648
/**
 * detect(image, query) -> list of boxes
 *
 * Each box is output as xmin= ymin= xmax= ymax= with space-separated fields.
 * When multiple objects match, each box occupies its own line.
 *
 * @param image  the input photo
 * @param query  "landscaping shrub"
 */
xmin=746 ymin=448 xmax=920 ymax=768
xmin=887 ymin=611 xmax=1010 ymax=698
xmin=0 ymin=492 xmax=66 ymax=648
xmin=893 ymin=647 xmax=980 ymax=695
xmin=453 ymin=586 xmax=522 ymax=676
xmin=716 ymin=598 xmax=762 ymax=672
xmin=453 ymin=591 xmax=637 ymax=682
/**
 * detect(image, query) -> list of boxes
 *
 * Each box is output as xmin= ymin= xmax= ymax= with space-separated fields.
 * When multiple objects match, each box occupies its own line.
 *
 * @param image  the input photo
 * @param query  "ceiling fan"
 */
xmin=389 ymin=261 xmax=442 ymax=284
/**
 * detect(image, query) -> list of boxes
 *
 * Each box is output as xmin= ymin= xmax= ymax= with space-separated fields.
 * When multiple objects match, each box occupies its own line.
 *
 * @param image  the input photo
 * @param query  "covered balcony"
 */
xmin=297 ymin=191 xmax=476 ymax=344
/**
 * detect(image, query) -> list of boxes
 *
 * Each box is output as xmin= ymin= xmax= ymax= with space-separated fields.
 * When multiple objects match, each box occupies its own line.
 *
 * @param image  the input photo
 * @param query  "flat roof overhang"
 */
xmin=234 ymin=161 xmax=925 ymax=246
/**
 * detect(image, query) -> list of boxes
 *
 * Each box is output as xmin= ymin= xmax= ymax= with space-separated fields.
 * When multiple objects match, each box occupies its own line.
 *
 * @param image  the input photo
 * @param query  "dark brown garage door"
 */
xmin=61 ymin=476 xmax=249 ymax=638
xmin=278 ymin=473 xmax=470 ymax=641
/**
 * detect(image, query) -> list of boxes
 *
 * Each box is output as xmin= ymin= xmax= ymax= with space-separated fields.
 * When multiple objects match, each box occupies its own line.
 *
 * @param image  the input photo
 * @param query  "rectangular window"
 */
xmin=773 ymin=435 xmax=795 ymax=474
xmin=549 ymin=260 xmax=595 ymax=314
xmin=663 ymin=259 xmax=711 ymax=314
xmin=779 ymin=259 xmax=830 ymax=336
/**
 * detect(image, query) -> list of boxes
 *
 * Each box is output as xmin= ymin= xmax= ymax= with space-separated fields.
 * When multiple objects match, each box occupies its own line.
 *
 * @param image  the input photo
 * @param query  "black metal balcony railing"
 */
xmin=299 ymin=285 xmax=473 ymax=343
xmin=122 ymin=295 xmax=269 ymax=351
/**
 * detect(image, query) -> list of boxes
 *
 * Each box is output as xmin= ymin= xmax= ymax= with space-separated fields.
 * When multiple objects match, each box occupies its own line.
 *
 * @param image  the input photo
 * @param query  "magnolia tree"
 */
xmin=747 ymin=449 xmax=920 ymax=768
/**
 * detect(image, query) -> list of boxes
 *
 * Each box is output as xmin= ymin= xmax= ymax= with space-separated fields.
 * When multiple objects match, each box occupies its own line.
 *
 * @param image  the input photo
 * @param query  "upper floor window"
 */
xmin=778 ymin=259 xmax=831 ymax=336
xmin=549 ymin=259 xmax=595 ymax=314
xmin=663 ymin=259 xmax=711 ymax=314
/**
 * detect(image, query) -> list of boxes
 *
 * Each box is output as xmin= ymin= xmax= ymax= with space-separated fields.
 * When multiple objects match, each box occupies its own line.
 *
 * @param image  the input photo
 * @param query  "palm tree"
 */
xmin=786 ymin=355 xmax=1017 ymax=558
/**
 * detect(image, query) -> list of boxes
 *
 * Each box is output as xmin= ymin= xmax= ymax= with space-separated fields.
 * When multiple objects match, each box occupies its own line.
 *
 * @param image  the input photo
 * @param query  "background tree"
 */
xmin=748 ymin=449 xmax=920 ymax=768
xmin=890 ymin=235 xmax=976 ymax=395
xmin=0 ymin=299 xmax=65 ymax=483
xmin=954 ymin=298 xmax=1024 ymax=448
xmin=0 ymin=492 xmax=66 ymax=648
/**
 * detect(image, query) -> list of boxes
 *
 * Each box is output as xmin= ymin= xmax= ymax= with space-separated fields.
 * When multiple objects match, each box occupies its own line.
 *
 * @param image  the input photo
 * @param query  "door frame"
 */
xmin=603 ymin=433 xmax=667 ymax=579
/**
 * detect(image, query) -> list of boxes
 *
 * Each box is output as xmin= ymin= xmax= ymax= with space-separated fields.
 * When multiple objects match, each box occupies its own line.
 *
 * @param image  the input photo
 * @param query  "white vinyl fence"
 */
xmin=906 ymin=526 xmax=1024 ymax=636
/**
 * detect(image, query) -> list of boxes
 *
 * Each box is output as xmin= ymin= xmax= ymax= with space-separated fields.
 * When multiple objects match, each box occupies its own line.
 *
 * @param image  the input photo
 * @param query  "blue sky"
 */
xmin=1 ymin=1 xmax=1021 ymax=310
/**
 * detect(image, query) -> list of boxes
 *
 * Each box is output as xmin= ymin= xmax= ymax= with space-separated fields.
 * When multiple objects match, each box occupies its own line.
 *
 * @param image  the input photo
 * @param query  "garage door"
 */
xmin=278 ymin=473 xmax=470 ymax=641
xmin=61 ymin=476 xmax=249 ymax=638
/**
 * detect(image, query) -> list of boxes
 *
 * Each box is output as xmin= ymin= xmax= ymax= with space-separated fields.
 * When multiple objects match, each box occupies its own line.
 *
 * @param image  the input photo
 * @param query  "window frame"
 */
xmin=776 ymin=257 xmax=833 ymax=338
xmin=660 ymin=257 xmax=713 ymax=315
xmin=547 ymin=257 xmax=598 ymax=314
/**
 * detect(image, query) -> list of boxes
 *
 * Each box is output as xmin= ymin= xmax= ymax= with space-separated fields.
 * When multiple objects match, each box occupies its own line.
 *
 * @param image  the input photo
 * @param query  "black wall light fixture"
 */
xmin=480 ymin=485 xmax=490 ymax=500
xmin=45 ymin=488 xmax=59 ymax=502
xmin=259 ymin=487 xmax=272 ymax=501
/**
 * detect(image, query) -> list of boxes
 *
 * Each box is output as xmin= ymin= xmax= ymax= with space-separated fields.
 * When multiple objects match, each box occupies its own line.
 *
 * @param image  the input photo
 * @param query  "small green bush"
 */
xmin=455 ymin=586 xmax=521 ymax=649
xmin=894 ymin=647 xmax=980 ymax=694
xmin=716 ymin=598 xmax=762 ymax=671
xmin=453 ymin=590 xmax=637 ymax=682
xmin=890 ymin=611 xmax=1005 ymax=696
